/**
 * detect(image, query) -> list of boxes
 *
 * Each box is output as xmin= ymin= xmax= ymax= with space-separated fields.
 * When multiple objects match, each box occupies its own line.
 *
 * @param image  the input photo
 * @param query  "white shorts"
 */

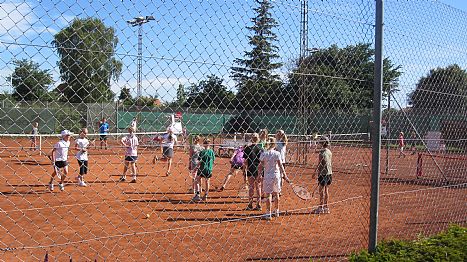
xmin=262 ymin=173 xmax=281 ymax=194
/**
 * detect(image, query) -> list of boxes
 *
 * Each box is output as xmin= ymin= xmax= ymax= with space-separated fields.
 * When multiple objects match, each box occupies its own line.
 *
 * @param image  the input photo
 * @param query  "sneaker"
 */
xmin=202 ymin=194 xmax=208 ymax=201
xmin=273 ymin=209 xmax=280 ymax=217
xmin=119 ymin=176 xmax=126 ymax=182
xmin=218 ymin=186 xmax=225 ymax=192
xmin=192 ymin=194 xmax=202 ymax=202
xmin=78 ymin=181 xmax=87 ymax=187
xmin=255 ymin=204 xmax=262 ymax=211
xmin=130 ymin=178 xmax=137 ymax=183
xmin=262 ymin=213 xmax=272 ymax=220
xmin=166 ymin=172 xmax=171 ymax=177
xmin=48 ymin=183 xmax=54 ymax=191
xmin=58 ymin=183 xmax=65 ymax=191
xmin=323 ymin=207 xmax=330 ymax=214
xmin=245 ymin=203 xmax=254 ymax=210
xmin=312 ymin=207 xmax=323 ymax=214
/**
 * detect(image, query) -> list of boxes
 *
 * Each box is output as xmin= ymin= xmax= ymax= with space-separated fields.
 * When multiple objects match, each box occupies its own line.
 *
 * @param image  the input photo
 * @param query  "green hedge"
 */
xmin=350 ymin=225 xmax=466 ymax=262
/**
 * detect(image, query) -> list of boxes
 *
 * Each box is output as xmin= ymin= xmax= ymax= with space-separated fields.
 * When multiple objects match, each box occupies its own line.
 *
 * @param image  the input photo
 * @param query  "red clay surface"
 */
xmin=0 ymin=138 xmax=465 ymax=261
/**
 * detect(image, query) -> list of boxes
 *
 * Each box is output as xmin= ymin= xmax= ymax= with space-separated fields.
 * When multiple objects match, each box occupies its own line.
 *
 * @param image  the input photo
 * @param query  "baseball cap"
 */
xmin=61 ymin=130 xmax=72 ymax=137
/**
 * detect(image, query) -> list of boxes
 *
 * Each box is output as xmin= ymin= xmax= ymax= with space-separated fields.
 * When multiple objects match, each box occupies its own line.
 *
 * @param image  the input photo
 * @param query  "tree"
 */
xmin=287 ymin=43 xmax=401 ymax=113
xmin=9 ymin=59 xmax=53 ymax=101
xmin=408 ymin=64 xmax=467 ymax=114
xmin=185 ymin=75 xmax=235 ymax=109
xmin=172 ymin=84 xmax=187 ymax=107
xmin=231 ymin=0 xmax=283 ymax=110
xmin=52 ymin=17 xmax=122 ymax=103
xmin=118 ymin=86 xmax=134 ymax=106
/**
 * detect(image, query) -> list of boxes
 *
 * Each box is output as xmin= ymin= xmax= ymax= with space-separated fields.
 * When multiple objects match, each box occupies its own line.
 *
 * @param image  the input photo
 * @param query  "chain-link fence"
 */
xmin=0 ymin=0 xmax=466 ymax=260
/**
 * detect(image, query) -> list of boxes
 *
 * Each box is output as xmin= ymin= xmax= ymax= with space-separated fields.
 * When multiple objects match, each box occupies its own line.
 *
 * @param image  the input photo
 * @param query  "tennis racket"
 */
xmin=47 ymin=155 xmax=62 ymax=180
xmin=237 ymin=183 xmax=249 ymax=199
xmin=288 ymin=180 xmax=314 ymax=200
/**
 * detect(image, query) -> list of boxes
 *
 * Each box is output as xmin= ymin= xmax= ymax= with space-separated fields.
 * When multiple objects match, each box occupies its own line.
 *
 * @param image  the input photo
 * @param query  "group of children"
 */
xmin=45 ymin=122 xmax=333 ymax=218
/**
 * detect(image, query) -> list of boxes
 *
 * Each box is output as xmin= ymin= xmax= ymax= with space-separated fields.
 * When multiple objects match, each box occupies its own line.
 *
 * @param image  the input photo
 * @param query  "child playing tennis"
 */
xmin=48 ymin=130 xmax=72 ymax=191
xmin=312 ymin=136 xmax=332 ymax=214
xmin=258 ymin=137 xmax=289 ymax=220
xmin=398 ymin=131 xmax=406 ymax=158
xmin=192 ymin=139 xmax=215 ymax=202
xmin=189 ymin=135 xmax=203 ymax=193
xmin=275 ymin=130 xmax=288 ymax=165
xmin=30 ymin=122 xmax=39 ymax=150
xmin=75 ymin=128 xmax=89 ymax=187
xmin=153 ymin=127 xmax=177 ymax=176
xmin=98 ymin=117 xmax=109 ymax=149
xmin=218 ymin=145 xmax=245 ymax=191
xmin=243 ymin=133 xmax=264 ymax=211
xmin=119 ymin=127 xmax=139 ymax=183
xmin=259 ymin=129 xmax=269 ymax=149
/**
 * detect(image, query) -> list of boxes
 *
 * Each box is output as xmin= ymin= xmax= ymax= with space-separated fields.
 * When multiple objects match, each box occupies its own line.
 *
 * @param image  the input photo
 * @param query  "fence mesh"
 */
xmin=0 ymin=0 xmax=466 ymax=260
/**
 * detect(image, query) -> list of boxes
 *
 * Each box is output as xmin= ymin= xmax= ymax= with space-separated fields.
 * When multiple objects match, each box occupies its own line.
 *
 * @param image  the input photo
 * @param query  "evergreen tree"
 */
xmin=231 ymin=0 xmax=283 ymax=110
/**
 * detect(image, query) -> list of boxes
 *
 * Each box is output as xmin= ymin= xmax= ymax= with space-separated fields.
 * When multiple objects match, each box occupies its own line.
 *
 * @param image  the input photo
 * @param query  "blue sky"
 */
xmin=0 ymin=0 xmax=466 ymax=106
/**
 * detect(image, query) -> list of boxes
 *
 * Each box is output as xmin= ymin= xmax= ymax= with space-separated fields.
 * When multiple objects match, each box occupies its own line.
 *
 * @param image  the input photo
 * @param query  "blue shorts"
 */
xmin=125 ymin=156 xmax=138 ymax=162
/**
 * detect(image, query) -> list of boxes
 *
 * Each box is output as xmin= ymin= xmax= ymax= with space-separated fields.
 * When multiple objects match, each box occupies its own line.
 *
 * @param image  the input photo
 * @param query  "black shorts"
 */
xmin=318 ymin=174 xmax=332 ymax=186
xmin=77 ymin=160 xmax=88 ymax=175
xmin=231 ymin=163 xmax=243 ymax=170
xmin=99 ymin=135 xmax=107 ymax=141
xmin=197 ymin=170 xmax=212 ymax=179
xmin=55 ymin=161 xmax=68 ymax=168
xmin=246 ymin=168 xmax=259 ymax=178
xmin=125 ymin=156 xmax=138 ymax=162
xmin=162 ymin=147 xmax=174 ymax=158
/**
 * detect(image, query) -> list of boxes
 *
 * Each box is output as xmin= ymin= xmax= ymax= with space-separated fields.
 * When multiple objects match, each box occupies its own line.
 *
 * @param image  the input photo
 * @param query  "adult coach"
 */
xmin=98 ymin=117 xmax=110 ymax=149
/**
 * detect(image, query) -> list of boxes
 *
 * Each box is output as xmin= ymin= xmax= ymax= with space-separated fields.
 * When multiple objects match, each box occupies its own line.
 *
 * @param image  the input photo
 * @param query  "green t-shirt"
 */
xmin=198 ymin=148 xmax=215 ymax=174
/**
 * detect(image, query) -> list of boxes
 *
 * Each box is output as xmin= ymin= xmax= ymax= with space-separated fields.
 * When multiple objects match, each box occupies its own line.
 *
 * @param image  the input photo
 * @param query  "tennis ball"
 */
xmin=146 ymin=214 xmax=150 ymax=219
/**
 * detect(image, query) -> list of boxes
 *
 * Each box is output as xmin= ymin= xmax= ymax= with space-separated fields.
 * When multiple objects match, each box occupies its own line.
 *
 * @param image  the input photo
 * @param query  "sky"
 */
xmin=0 ymin=0 xmax=466 ymax=106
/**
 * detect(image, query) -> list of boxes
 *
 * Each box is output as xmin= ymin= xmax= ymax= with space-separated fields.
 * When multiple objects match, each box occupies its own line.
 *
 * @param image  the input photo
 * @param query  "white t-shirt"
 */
xmin=54 ymin=140 xmax=70 ymax=161
xmin=122 ymin=134 xmax=139 ymax=156
xmin=161 ymin=133 xmax=177 ymax=148
xmin=75 ymin=138 xmax=90 ymax=161
xmin=275 ymin=141 xmax=286 ymax=163
xmin=260 ymin=149 xmax=282 ymax=178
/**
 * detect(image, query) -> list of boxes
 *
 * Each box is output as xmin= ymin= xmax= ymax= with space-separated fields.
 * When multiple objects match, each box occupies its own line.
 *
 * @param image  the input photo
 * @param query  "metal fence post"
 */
xmin=369 ymin=0 xmax=384 ymax=253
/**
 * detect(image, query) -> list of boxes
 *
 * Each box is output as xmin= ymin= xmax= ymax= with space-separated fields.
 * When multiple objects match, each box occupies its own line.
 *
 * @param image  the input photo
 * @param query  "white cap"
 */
xmin=61 ymin=130 xmax=72 ymax=137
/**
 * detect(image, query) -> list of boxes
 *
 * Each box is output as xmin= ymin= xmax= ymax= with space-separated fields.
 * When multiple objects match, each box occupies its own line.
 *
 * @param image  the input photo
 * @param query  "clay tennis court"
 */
xmin=0 ymin=138 xmax=465 ymax=261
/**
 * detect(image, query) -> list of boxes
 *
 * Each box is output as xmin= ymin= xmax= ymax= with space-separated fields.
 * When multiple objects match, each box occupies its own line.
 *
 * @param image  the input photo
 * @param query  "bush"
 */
xmin=350 ymin=225 xmax=466 ymax=262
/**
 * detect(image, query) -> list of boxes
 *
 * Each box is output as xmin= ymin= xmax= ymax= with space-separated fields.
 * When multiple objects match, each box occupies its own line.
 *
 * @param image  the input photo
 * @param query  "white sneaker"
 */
xmin=48 ymin=183 xmax=54 ymax=191
xmin=78 ymin=181 xmax=87 ymax=187
xmin=58 ymin=183 xmax=65 ymax=191
xmin=273 ymin=209 xmax=280 ymax=217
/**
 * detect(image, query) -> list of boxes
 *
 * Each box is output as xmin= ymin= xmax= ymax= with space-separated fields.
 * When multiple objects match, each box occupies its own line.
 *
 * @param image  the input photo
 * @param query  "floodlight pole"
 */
xmin=127 ymin=16 xmax=155 ymax=103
